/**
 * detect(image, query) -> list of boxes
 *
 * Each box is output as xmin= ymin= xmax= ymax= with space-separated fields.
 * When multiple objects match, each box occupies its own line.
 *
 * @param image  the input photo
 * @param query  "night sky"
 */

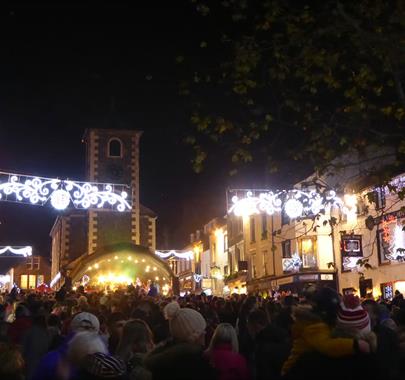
xmin=0 ymin=2 xmax=295 ymax=261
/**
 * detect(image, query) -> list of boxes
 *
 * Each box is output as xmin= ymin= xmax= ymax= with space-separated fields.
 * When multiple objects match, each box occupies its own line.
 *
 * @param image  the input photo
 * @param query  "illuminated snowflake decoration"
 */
xmin=155 ymin=250 xmax=194 ymax=260
xmin=228 ymin=189 xmax=354 ymax=219
xmin=282 ymin=253 xmax=302 ymax=272
xmin=193 ymin=274 xmax=203 ymax=283
xmin=0 ymin=246 xmax=33 ymax=257
xmin=0 ymin=171 xmax=131 ymax=212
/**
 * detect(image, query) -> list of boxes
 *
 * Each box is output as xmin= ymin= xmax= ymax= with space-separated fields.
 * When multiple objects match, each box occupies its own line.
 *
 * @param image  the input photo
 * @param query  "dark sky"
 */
xmin=0 ymin=2 xmax=235 ymax=258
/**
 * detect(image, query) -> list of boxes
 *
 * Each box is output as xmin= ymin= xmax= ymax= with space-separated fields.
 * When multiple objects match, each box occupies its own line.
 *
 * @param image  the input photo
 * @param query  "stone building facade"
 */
xmin=50 ymin=129 xmax=156 ymax=283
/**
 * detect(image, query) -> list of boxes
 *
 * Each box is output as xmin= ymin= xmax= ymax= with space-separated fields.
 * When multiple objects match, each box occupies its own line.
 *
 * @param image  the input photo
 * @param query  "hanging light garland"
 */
xmin=228 ymin=189 xmax=356 ymax=219
xmin=0 ymin=171 xmax=131 ymax=212
xmin=155 ymin=250 xmax=194 ymax=260
xmin=0 ymin=246 xmax=32 ymax=257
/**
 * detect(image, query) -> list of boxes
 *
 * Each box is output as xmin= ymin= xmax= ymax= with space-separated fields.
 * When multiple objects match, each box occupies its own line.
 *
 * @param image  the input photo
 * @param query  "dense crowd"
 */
xmin=0 ymin=284 xmax=405 ymax=380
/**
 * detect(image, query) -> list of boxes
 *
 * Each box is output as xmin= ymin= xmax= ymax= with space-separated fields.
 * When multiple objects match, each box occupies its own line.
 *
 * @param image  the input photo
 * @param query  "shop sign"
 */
xmin=296 ymin=274 xmax=319 ymax=282
xmin=277 ymin=276 xmax=293 ymax=285
xmin=320 ymin=274 xmax=334 ymax=281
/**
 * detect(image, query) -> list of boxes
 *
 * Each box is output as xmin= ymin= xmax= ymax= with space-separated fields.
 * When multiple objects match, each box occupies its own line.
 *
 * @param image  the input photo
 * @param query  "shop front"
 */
xmin=247 ymin=270 xmax=337 ymax=296
xmin=224 ymin=271 xmax=247 ymax=296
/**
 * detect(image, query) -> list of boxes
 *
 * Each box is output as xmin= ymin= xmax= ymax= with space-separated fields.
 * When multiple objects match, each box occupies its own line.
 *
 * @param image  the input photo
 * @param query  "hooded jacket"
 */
xmin=282 ymin=306 xmax=354 ymax=375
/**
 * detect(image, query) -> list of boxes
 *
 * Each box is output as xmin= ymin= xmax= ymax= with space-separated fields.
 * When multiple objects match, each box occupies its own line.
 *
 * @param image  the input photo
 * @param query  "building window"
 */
xmin=26 ymin=258 xmax=33 ymax=270
xmin=300 ymin=237 xmax=317 ymax=269
xmin=20 ymin=275 xmax=28 ymax=289
xmin=224 ymin=265 xmax=229 ymax=276
xmin=28 ymin=275 xmax=36 ymax=289
xmin=33 ymin=257 xmax=40 ymax=270
xmin=250 ymin=216 xmax=256 ymax=243
xmin=108 ymin=138 xmax=123 ymax=158
xmin=224 ymin=234 xmax=228 ymax=252
xmin=238 ymin=218 xmax=243 ymax=234
xmin=374 ymin=187 xmax=386 ymax=210
xmin=261 ymin=214 xmax=268 ymax=239
xmin=262 ymin=250 xmax=268 ymax=276
xmin=250 ymin=254 xmax=257 ymax=278
xmin=281 ymin=209 xmax=289 ymax=226
xmin=282 ymin=240 xmax=292 ymax=258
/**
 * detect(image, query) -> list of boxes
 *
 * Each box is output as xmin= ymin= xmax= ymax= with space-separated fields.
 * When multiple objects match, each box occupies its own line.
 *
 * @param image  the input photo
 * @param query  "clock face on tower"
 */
xmin=107 ymin=163 xmax=124 ymax=181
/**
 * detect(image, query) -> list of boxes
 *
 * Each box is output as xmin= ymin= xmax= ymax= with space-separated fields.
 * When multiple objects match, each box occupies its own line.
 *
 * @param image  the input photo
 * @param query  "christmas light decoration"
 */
xmin=193 ymin=274 xmax=203 ymax=283
xmin=0 ymin=246 xmax=32 ymax=257
xmin=282 ymin=253 xmax=302 ymax=272
xmin=155 ymin=250 xmax=194 ymax=260
xmin=50 ymin=272 xmax=61 ymax=288
xmin=0 ymin=275 xmax=10 ymax=284
xmin=0 ymin=171 xmax=131 ymax=212
xmin=228 ymin=189 xmax=356 ymax=219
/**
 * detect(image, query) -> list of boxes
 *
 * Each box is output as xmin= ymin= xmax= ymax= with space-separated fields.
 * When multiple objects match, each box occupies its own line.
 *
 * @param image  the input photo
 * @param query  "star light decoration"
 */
xmin=228 ymin=189 xmax=356 ymax=219
xmin=0 ymin=171 xmax=131 ymax=212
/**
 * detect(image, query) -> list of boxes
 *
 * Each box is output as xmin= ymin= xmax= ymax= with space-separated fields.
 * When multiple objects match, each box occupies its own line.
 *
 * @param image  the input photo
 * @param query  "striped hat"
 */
xmin=83 ymin=352 xmax=126 ymax=379
xmin=337 ymin=294 xmax=370 ymax=334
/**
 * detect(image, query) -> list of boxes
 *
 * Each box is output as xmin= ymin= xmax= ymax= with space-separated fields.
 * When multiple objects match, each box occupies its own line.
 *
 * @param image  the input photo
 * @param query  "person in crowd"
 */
xmin=116 ymin=319 xmax=154 ymax=380
xmin=23 ymin=313 xmax=51 ymax=379
xmin=48 ymin=313 xmax=64 ymax=350
xmin=362 ymin=299 xmax=400 ymax=380
xmin=145 ymin=301 xmax=215 ymax=380
xmin=68 ymin=331 xmax=108 ymax=369
xmin=72 ymin=352 xmax=127 ymax=380
xmin=247 ymin=309 xmax=290 ymax=380
xmin=0 ymin=342 xmax=25 ymax=380
xmin=107 ymin=312 xmax=127 ymax=355
xmin=31 ymin=311 xmax=101 ymax=380
xmin=282 ymin=287 xmax=371 ymax=378
xmin=236 ymin=296 xmax=257 ymax=358
xmin=205 ymin=322 xmax=250 ymax=380
xmin=8 ymin=303 xmax=32 ymax=346
xmin=392 ymin=290 xmax=404 ymax=308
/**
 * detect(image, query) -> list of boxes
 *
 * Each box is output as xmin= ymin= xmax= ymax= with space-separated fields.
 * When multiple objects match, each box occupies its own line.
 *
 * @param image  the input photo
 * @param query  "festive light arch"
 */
xmin=0 ymin=171 xmax=131 ymax=212
xmin=227 ymin=189 xmax=357 ymax=219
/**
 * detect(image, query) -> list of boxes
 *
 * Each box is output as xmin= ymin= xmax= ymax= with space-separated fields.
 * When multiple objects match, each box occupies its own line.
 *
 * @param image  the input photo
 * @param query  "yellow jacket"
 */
xmin=282 ymin=316 xmax=354 ymax=375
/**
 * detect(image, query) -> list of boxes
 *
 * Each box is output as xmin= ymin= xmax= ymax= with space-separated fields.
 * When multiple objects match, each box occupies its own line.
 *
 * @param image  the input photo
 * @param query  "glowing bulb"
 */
xmin=155 ymin=276 xmax=159 ymax=281
xmin=284 ymin=198 xmax=303 ymax=219
xmin=153 ymin=266 xmax=157 ymax=271
xmin=88 ymin=266 xmax=92 ymax=270
xmin=94 ymin=263 xmax=99 ymax=269
xmin=344 ymin=194 xmax=357 ymax=209
xmin=135 ymin=260 xmax=138 ymax=263
xmin=50 ymin=189 xmax=71 ymax=210
xmin=114 ymin=256 xmax=118 ymax=260
xmin=128 ymin=256 xmax=132 ymax=260
xmin=121 ymin=260 xmax=124 ymax=263
xmin=142 ymin=259 xmax=145 ymax=263
xmin=108 ymin=259 xmax=111 ymax=262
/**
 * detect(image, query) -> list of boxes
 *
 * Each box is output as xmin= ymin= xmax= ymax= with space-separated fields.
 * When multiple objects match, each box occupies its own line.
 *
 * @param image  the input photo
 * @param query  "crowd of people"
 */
xmin=0 ymin=284 xmax=405 ymax=380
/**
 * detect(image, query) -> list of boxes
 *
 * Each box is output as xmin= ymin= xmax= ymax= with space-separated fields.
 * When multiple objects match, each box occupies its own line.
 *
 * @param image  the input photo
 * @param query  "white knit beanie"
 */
xmin=164 ymin=301 xmax=206 ymax=343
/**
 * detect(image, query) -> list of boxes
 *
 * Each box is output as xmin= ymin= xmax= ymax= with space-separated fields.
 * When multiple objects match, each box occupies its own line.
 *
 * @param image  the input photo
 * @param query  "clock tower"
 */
xmin=83 ymin=128 xmax=142 ymax=254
